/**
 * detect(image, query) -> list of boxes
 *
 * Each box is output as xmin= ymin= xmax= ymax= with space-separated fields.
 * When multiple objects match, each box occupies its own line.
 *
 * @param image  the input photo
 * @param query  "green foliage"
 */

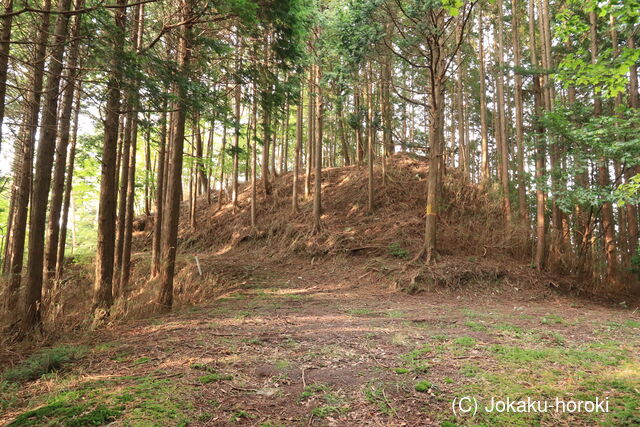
xmin=414 ymin=380 xmax=432 ymax=392
xmin=387 ymin=242 xmax=409 ymax=259
xmin=541 ymin=107 xmax=640 ymax=212
xmin=229 ymin=410 xmax=255 ymax=422
xmin=9 ymin=402 xmax=122 ymax=426
xmin=3 ymin=346 xmax=85 ymax=383
xmin=555 ymin=1 xmax=640 ymax=98
xmin=399 ymin=344 xmax=432 ymax=373
xmin=453 ymin=337 xmax=476 ymax=348
xmin=194 ymin=363 xmax=233 ymax=383
xmin=541 ymin=314 xmax=566 ymax=325
xmin=0 ymin=380 xmax=19 ymax=412
xmin=363 ymin=382 xmax=395 ymax=415
xmin=299 ymin=383 xmax=330 ymax=401
xmin=616 ymin=174 xmax=640 ymax=206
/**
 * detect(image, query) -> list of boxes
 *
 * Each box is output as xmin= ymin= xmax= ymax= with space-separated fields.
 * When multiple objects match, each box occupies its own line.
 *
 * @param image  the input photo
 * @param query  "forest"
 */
xmin=0 ymin=0 xmax=639 ymax=425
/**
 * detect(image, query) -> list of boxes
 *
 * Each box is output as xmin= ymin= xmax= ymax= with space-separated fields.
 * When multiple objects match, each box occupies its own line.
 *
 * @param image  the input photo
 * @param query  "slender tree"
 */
xmin=23 ymin=0 xmax=74 ymax=329
xmin=157 ymin=0 xmax=193 ymax=310
xmin=93 ymin=0 xmax=127 ymax=318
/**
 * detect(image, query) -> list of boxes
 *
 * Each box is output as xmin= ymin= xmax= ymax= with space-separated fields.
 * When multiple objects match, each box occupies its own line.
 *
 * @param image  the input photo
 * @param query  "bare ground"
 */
xmin=1 ymin=251 xmax=639 ymax=426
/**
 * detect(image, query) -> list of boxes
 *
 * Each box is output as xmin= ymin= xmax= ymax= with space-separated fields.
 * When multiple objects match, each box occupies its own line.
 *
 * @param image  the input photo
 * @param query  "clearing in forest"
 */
xmin=1 ymin=253 xmax=639 ymax=426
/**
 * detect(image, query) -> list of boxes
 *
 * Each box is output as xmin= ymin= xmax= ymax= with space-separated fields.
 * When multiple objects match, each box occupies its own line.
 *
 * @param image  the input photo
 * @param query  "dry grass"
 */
xmin=145 ymin=154 xmax=532 ymax=261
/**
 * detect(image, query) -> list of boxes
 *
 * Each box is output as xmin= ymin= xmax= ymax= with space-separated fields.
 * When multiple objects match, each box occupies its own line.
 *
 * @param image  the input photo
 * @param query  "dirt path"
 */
xmin=1 ymin=255 xmax=639 ymax=426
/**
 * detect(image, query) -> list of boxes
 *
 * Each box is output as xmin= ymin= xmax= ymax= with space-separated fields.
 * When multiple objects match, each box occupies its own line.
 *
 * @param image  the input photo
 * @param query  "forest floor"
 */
xmin=1 ymin=251 xmax=639 ymax=426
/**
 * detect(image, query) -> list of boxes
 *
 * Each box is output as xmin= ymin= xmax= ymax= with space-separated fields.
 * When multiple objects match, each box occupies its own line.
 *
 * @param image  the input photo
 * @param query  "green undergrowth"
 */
xmin=3 ymin=346 xmax=85 ymax=383
xmin=7 ymin=375 xmax=193 ymax=426
xmin=398 ymin=327 xmax=638 ymax=426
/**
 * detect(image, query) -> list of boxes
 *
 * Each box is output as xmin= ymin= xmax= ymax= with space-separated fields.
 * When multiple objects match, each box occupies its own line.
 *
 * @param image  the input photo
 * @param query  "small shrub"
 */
xmin=198 ymin=372 xmax=233 ymax=383
xmin=414 ymin=380 xmax=432 ymax=392
xmin=388 ymin=242 xmax=409 ymax=260
xmin=229 ymin=410 xmax=254 ymax=422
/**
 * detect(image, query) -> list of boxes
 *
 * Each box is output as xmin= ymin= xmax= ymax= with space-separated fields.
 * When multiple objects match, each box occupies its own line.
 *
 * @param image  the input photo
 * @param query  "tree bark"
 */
xmin=151 ymin=107 xmax=167 ymax=277
xmin=218 ymin=121 xmax=227 ymax=209
xmin=114 ymin=113 xmax=131 ymax=284
xmin=529 ymin=0 xmax=546 ymax=270
xmin=495 ymin=0 xmax=511 ymax=225
xmin=511 ymin=0 xmax=527 ymax=222
xmin=366 ymin=64 xmax=374 ymax=214
xmin=56 ymin=88 xmax=82 ymax=280
xmin=157 ymin=0 xmax=192 ymax=311
xmin=23 ymin=0 xmax=73 ymax=329
xmin=293 ymin=92 xmax=302 ymax=212
xmin=93 ymin=0 xmax=127 ymax=318
xmin=44 ymin=0 xmax=84 ymax=283
xmin=0 ymin=0 xmax=14 ymax=154
xmin=590 ymin=10 xmax=617 ymax=283
xmin=626 ymin=35 xmax=639 ymax=266
xmin=232 ymin=63 xmax=241 ymax=206
xmin=4 ymin=0 xmax=52 ymax=316
xmin=354 ymin=82 xmax=363 ymax=165
xmin=305 ymin=68 xmax=314 ymax=197
xmin=477 ymin=8 xmax=489 ymax=186
xmin=313 ymin=63 xmax=323 ymax=233
xmin=424 ymin=30 xmax=445 ymax=263
xmin=250 ymin=84 xmax=258 ymax=227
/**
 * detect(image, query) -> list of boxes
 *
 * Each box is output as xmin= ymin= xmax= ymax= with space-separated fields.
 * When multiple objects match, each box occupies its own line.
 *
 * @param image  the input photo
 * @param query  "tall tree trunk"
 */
xmin=23 ymin=0 xmax=73 ymax=329
xmin=218 ymin=122 xmax=227 ymax=209
xmin=0 ymin=0 xmax=14 ymax=154
xmin=538 ymin=0 xmax=562 ymax=250
xmin=144 ymin=121 xmax=151 ymax=215
xmin=157 ymin=0 xmax=192 ymax=311
xmin=354 ymin=83 xmax=363 ymax=165
xmin=118 ymin=112 xmax=138 ymax=297
xmin=232 ymin=70 xmax=241 ymax=206
xmin=292 ymin=93 xmax=302 ymax=212
xmin=366 ymin=64 xmax=374 ymax=213
xmin=151 ymin=107 xmax=167 ymax=277
xmin=4 ymin=0 xmax=52 ymax=316
xmin=195 ymin=115 xmax=207 ymax=194
xmin=529 ymin=0 xmax=546 ymax=270
xmin=338 ymin=101 xmax=350 ymax=166
xmin=495 ymin=0 xmax=512 ymax=225
xmin=250 ymin=84 xmax=258 ymax=227
xmin=626 ymin=35 xmax=639 ymax=269
xmin=282 ymin=100 xmax=290 ymax=173
xmin=478 ymin=8 xmax=489 ymax=186
xmin=114 ymin=113 xmax=131 ymax=284
xmin=261 ymin=99 xmax=272 ymax=196
xmin=424 ymin=14 xmax=446 ymax=263
xmin=115 ymin=2 xmax=143 ymax=294
xmin=313 ymin=63 xmax=323 ymax=233
xmin=206 ymin=116 xmax=214 ymax=204
xmin=305 ymin=68 xmax=314 ymax=197
xmin=189 ymin=121 xmax=197 ymax=227
xmin=94 ymin=0 xmax=127 ymax=318
xmin=511 ymin=0 xmax=527 ymax=222
xmin=589 ymin=11 xmax=617 ymax=283
xmin=455 ymin=19 xmax=467 ymax=176
xmin=44 ymin=0 xmax=84 ymax=283
xmin=382 ymin=47 xmax=392 ymax=190
xmin=56 ymin=88 xmax=82 ymax=280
